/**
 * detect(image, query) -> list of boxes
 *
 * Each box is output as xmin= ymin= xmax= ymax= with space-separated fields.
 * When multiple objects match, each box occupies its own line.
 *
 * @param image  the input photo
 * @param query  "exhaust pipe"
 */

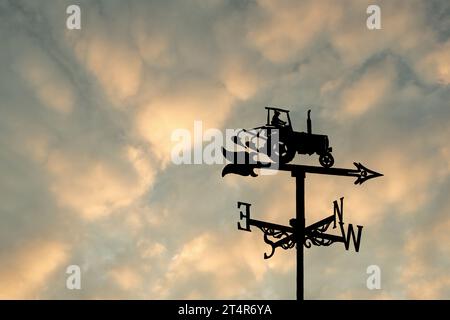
xmin=307 ymin=109 xmax=312 ymax=134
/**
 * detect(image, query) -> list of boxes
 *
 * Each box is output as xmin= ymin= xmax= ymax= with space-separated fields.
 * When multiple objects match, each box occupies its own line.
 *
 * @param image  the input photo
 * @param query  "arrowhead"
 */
xmin=353 ymin=162 xmax=383 ymax=185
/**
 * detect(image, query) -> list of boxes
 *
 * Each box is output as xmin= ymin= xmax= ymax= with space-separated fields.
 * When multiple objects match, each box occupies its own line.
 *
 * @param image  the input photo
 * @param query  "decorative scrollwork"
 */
xmin=256 ymin=226 xmax=295 ymax=259
xmin=302 ymin=215 xmax=336 ymax=248
xmin=260 ymin=227 xmax=287 ymax=238
xmin=304 ymin=238 xmax=312 ymax=248
xmin=315 ymin=220 xmax=332 ymax=233
xmin=255 ymin=219 xmax=341 ymax=257
xmin=304 ymin=233 xmax=334 ymax=248
xmin=281 ymin=239 xmax=296 ymax=250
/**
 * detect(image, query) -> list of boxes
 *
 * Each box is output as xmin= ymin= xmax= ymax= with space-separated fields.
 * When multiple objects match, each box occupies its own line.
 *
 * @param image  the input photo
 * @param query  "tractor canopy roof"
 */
xmin=265 ymin=106 xmax=290 ymax=113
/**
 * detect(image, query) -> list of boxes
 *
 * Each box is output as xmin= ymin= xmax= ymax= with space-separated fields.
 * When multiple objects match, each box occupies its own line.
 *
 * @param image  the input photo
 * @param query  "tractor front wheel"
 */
xmin=319 ymin=152 xmax=334 ymax=168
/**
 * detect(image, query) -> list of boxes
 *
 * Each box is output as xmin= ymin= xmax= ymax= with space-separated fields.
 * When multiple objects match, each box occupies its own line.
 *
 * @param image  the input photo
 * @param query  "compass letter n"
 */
xmin=333 ymin=197 xmax=344 ymax=228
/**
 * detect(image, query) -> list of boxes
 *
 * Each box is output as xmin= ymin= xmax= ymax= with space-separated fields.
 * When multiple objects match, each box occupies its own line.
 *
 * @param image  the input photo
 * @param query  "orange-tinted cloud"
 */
xmin=0 ymin=241 xmax=68 ymax=299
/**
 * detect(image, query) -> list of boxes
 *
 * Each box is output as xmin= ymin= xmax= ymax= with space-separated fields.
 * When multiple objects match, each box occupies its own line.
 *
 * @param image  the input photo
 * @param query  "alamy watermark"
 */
xmin=171 ymin=121 xmax=279 ymax=174
xmin=66 ymin=5 xmax=81 ymax=30
xmin=366 ymin=264 xmax=381 ymax=290
xmin=366 ymin=5 xmax=381 ymax=30
xmin=66 ymin=264 xmax=81 ymax=290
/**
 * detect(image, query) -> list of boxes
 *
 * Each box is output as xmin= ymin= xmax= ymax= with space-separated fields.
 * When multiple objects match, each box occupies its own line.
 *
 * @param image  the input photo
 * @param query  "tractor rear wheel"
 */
xmin=319 ymin=152 xmax=334 ymax=168
xmin=271 ymin=141 xmax=295 ymax=164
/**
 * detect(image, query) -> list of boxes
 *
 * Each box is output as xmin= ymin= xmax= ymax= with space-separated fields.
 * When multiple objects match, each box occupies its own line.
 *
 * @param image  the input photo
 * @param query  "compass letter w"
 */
xmin=340 ymin=223 xmax=363 ymax=252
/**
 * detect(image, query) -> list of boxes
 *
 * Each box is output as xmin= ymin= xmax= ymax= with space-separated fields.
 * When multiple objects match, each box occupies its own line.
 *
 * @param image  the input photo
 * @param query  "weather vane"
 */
xmin=221 ymin=107 xmax=383 ymax=301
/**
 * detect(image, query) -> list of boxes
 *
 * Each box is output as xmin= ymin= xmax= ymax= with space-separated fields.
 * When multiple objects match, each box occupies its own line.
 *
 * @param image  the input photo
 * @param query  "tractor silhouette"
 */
xmin=232 ymin=107 xmax=335 ymax=167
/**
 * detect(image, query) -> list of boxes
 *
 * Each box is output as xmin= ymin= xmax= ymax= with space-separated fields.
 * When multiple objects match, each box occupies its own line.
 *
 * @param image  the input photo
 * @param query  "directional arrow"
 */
xmin=222 ymin=161 xmax=383 ymax=185
xmin=281 ymin=162 xmax=383 ymax=185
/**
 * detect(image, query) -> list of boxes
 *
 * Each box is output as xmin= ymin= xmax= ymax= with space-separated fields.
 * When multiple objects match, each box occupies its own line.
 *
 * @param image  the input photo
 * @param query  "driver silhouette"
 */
xmin=271 ymin=110 xmax=287 ymax=127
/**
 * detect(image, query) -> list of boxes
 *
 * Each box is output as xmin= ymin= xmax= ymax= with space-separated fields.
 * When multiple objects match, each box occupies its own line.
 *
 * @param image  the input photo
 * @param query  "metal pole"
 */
xmin=293 ymin=169 xmax=305 ymax=301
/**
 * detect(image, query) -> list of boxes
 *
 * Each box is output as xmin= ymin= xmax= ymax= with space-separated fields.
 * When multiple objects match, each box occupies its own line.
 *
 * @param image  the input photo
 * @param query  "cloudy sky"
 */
xmin=0 ymin=0 xmax=449 ymax=299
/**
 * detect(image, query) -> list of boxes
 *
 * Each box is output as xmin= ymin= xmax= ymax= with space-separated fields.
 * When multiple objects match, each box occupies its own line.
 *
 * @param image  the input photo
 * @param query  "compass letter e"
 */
xmin=237 ymin=202 xmax=251 ymax=232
